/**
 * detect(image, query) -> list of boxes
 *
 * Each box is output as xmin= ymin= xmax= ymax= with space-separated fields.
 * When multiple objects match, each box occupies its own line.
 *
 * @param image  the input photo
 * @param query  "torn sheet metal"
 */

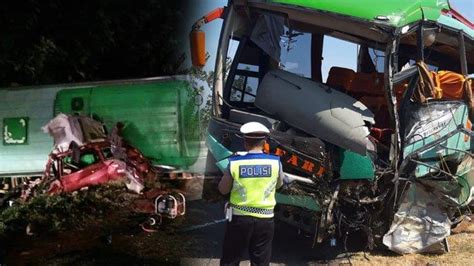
xmin=255 ymin=70 xmax=374 ymax=155
xmin=42 ymin=114 xmax=83 ymax=152
xmin=414 ymin=157 xmax=474 ymax=209
xmin=125 ymin=170 xmax=145 ymax=194
xmin=250 ymin=13 xmax=284 ymax=62
xmin=339 ymin=149 xmax=375 ymax=180
xmin=383 ymin=183 xmax=452 ymax=254
xmin=44 ymin=141 xmax=130 ymax=194
xmin=41 ymin=114 xmax=154 ymax=195
xmin=402 ymin=101 xmax=470 ymax=177
xmin=42 ymin=113 xmax=106 ymax=152
xmin=48 ymin=159 xmax=126 ymax=194
xmin=461 ymin=162 xmax=474 ymax=205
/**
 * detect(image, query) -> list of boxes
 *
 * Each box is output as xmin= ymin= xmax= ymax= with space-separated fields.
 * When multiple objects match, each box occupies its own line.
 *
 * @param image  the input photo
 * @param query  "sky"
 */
xmin=186 ymin=0 xmax=474 ymax=79
xmin=450 ymin=0 xmax=474 ymax=21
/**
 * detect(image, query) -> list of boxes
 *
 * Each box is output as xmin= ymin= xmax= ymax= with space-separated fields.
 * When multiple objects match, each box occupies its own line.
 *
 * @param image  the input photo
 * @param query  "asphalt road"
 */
xmin=180 ymin=200 xmax=354 ymax=266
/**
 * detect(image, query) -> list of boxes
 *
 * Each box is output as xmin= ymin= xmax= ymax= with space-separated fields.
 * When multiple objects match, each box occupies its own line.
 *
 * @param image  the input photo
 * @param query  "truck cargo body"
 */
xmin=0 ymin=77 xmax=201 ymax=177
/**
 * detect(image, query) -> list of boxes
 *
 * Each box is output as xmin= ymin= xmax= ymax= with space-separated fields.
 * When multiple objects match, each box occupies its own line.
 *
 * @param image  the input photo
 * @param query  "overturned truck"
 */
xmin=19 ymin=113 xmax=187 ymax=229
xmin=191 ymin=0 xmax=474 ymax=254
xmin=0 ymin=77 xmax=202 ymax=228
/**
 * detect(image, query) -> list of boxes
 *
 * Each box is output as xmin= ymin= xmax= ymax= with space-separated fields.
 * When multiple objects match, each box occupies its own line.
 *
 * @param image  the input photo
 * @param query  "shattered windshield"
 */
xmin=250 ymin=14 xmax=311 ymax=78
xmin=278 ymin=29 xmax=312 ymax=77
xmin=248 ymin=13 xmax=361 ymax=81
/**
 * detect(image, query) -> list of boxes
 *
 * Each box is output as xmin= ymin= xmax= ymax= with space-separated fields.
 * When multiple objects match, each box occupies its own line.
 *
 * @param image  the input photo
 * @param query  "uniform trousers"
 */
xmin=220 ymin=215 xmax=274 ymax=266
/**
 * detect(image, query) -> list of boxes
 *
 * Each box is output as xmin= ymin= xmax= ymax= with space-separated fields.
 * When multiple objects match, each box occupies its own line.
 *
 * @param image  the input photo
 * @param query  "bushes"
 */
xmin=0 ymin=185 xmax=125 ymax=237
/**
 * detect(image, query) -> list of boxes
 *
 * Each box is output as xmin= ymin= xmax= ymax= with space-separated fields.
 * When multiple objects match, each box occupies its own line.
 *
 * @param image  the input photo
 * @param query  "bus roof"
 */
xmin=254 ymin=0 xmax=473 ymax=38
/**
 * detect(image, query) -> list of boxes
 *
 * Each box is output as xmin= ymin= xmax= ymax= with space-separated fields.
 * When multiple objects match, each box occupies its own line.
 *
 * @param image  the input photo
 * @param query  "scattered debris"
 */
xmin=383 ymin=183 xmax=452 ymax=254
xmin=1 ymin=113 xmax=192 ymax=244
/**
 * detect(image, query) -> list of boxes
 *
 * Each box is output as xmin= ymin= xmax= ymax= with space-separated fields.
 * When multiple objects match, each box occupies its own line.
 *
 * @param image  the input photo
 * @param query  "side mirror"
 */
xmin=190 ymin=30 xmax=206 ymax=67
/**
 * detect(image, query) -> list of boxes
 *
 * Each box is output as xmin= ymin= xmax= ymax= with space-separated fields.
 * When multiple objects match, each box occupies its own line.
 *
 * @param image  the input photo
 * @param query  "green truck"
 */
xmin=0 ymin=77 xmax=202 ymax=178
xmin=191 ymin=0 xmax=474 ymax=254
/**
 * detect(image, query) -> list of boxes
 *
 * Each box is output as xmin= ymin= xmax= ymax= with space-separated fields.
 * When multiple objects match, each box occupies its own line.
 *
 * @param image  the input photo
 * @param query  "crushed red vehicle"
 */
xmin=40 ymin=114 xmax=154 ymax=195
xmin=35 ymin=114 xmax=188 ymax=229
xmin=45 ymin=141 xmax=128 ymax=194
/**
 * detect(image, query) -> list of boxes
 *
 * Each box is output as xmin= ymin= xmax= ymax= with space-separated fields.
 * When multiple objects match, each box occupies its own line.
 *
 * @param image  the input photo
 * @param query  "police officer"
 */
xmin=218 ymin=121 xmax=285 ymax=266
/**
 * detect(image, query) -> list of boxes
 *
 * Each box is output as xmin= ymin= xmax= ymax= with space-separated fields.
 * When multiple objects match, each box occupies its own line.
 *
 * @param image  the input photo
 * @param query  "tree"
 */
xmin=188 ymin=60 xmax=214 ymax=136
xmin=187 ymin=55 xmax=236 ymax=135
xmin=0 ymin=0 xmax=187 ymax=87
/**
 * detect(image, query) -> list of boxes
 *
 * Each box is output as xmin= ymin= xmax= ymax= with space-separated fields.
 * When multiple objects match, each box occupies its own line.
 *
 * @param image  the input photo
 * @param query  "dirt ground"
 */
xmin=346 ymin=224 xmax=474 ymax=266
xmin=0 ymin=182 xmax=207 ymax=265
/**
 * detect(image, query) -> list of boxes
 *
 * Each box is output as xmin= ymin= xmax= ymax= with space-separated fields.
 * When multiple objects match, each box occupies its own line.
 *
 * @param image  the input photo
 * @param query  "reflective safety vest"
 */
xmin=229 ymin=153 xmax=280 ymax=218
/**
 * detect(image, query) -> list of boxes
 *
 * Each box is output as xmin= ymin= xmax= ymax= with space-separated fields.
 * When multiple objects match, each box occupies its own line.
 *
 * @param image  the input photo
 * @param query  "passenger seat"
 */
xmin=359 ymin=96 xmax=386 ymax=111
xmin=326 ymin=67 xmax=355 ymax=92
xmin=349 ymin=72 xmax=384 ymax=98
xmin=359 ymin=96 xmax=389 ymax=128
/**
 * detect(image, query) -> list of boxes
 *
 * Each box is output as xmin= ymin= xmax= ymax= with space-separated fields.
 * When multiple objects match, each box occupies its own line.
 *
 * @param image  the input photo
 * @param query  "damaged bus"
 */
xmin=190 ymin=0 xmax=474 ymax=254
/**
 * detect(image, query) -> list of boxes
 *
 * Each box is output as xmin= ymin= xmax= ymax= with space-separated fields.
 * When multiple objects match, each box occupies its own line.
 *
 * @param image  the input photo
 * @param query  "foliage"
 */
xmin=188 ymin=66 xmax=214 ymax=134
xmin=230 ymin=67 xmax=256 ymax=102
xmin=0 ymin=0 xmax=187 ymax=87
xmin=187 ymin=56 xmax=234 ymax=133
xmin=0 ymin=185 xmax=124 ymax=237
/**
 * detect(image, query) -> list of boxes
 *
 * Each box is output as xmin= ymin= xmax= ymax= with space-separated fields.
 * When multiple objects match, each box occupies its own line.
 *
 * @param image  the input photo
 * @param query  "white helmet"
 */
xmin=240 ymin=122 xmax=270 ymax=138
